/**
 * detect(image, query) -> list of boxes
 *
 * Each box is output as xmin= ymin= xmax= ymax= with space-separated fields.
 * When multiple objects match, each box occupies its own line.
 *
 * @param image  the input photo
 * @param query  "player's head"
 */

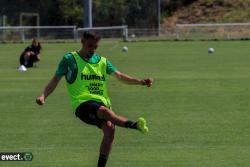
xmin=31 ymin=38 xmax=41 ymax=49
xmin=81 ymin=31 xmax=101 ymax=56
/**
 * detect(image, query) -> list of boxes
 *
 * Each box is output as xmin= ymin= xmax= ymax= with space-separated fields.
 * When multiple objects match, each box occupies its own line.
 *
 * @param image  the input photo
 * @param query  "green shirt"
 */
xmin=55 ymin=52 xmax=117 ymax=83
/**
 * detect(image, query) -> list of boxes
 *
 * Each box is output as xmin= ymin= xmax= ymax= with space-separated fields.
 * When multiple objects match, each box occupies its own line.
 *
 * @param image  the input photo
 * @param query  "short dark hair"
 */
xmin=82 ymin=31 xmax=101 ymax=40
xmin=32 ymin=38 xmax=42 ymax=50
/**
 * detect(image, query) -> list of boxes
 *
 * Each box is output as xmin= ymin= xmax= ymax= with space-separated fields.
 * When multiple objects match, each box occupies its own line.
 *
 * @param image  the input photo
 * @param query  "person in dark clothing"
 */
xmin=19 ymin=39 xmax=42 ymax=68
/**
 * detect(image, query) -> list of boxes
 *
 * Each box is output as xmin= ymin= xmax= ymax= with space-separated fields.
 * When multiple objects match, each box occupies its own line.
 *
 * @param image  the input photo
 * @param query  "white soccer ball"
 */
xmin=208 ymin=48 xmax=215 ymax=54
xmin=122 ymin=46 xmax=128 ymax=52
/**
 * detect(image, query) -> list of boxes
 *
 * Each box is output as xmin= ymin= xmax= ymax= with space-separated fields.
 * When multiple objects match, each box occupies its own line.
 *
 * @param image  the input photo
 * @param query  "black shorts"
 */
xmin=19 ymin=53 xmax=39 ymax=68
xmin=75 ymin=100 xmax=105 ymax=128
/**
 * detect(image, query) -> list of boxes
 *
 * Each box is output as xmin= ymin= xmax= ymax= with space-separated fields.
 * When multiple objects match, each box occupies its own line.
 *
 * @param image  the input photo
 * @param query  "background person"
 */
xmin=19 ymin=39 xmax=42 ymax=68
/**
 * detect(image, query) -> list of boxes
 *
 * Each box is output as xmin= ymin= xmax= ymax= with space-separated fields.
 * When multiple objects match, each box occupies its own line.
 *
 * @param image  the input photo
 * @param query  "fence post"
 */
xmin=123 ymin=25 xmax=128 ymax=42
xmin=21 ymin=27 xmax=25 ymax=43
xmin=73 ymin=26 xmax=78 ymax=42
xmin=2 ymin=15 xmax=6 ymax=42
xmin=175 ymin=25 xmax=180 ymax=40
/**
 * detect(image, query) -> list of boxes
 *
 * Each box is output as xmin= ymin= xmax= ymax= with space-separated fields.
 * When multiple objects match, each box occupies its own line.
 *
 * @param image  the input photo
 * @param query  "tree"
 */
xmin=0 ymin=0 xmax=198 ymax=27
xmin=93 ymin=0 xmax=127 ymax=26
xmin=125 ymin=0 xmax=158 ymax=28
xmin=93 ymin=0 xmax=158 ymax=28
xmin=56 ymin=0 xmax=83 ymax=26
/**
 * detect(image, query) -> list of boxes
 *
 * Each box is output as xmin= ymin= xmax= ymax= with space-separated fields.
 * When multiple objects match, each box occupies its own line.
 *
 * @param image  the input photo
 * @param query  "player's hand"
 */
xmin=36 ymin=95 xmax=45 ymax=105
xmin=141 ymin=78 xmax=153 ymax=87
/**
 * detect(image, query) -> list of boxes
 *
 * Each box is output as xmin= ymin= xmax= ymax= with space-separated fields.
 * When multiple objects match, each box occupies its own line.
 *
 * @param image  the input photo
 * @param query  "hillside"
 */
xmin=162 ymin=0 xmax=250 ymax=27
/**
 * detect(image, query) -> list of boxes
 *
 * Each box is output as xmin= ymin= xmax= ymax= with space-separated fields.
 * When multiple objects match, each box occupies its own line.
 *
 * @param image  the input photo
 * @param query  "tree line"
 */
xmin=0 ymin=0 xmax=197 ymax=28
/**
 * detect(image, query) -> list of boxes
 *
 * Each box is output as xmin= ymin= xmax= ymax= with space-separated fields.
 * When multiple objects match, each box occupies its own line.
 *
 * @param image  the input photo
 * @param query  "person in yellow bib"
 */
xmin=36 ymin=31 xmax=153 ymax=167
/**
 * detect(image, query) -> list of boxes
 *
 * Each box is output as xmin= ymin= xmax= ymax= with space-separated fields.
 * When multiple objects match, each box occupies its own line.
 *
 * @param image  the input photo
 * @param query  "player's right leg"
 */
xmin=19 ymin=53 xmax=25 ymax=65
xmin=75 ymin=101 xmax=115 ymax=167
xmin=23 ymin=52 xmax=31 ymax=66
xmin=100 ymin=121 xmax=115 ymax=155
xmin=97 ymin=121 xmax=115 ymax=167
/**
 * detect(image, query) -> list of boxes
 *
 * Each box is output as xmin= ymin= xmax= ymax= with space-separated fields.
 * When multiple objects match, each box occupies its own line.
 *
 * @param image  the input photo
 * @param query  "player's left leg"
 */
xmin=22 ymin=51 xmax=37 ymax=67
xmin=98 ymin=121 xmax=115 ymax=167
xmin=97 ymin=106 xmax=149 ymax=133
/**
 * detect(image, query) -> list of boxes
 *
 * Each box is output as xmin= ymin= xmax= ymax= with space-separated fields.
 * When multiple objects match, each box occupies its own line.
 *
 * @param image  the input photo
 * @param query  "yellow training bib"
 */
xmin=66 ymin=52 xmax=111 ymax=111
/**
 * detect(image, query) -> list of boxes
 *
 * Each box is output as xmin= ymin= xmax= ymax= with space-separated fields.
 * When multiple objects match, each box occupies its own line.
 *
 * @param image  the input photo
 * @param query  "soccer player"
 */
xmin=36 ymin=31 xmax=153 ymax=167
xmin=19 ymin=38 xmax=42 ymax=68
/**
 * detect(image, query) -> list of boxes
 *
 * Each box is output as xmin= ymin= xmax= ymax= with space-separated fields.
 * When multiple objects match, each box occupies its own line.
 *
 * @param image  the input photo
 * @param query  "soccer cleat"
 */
xmin=137 ymin=117 xmax=149 ymax=134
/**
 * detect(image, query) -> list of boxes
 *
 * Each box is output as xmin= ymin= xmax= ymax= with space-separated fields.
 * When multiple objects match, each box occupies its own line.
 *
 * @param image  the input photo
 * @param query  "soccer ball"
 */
xmin=122 ymin=46 xmax=128 ymax=52
xmin=208 ymin=48 xmax=214 ymax=54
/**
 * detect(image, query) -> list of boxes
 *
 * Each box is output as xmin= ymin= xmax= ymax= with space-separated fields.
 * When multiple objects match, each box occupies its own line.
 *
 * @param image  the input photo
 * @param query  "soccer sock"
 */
xmin=24 ymin=60 xmax=28 ymax=66
xmin=24 ymin=56 xmax=28 ymax=66
xmin=125 ymin=120 xmax=138 ymax=129
xmin=97 ymin=154 xmax=108 ymax=167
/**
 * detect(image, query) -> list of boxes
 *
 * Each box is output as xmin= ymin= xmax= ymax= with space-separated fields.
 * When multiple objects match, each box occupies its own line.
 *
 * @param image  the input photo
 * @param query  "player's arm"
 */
xmin=36 ymin=53 xmax=68 ymax=105
xmin=36 ymin=75 xmax=62 ymax=105
xmin=113 ymin=70 xmax=153 ymax=87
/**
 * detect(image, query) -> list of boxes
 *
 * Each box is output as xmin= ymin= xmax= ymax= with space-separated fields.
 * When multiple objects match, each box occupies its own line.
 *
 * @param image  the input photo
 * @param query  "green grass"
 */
xmin=1 ymin=41 xmax=250 ymax=166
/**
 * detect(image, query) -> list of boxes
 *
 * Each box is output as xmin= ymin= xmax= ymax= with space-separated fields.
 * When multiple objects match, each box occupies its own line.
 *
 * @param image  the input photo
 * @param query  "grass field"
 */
xmin=1 ymin=40 xmax=250 ymax=167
